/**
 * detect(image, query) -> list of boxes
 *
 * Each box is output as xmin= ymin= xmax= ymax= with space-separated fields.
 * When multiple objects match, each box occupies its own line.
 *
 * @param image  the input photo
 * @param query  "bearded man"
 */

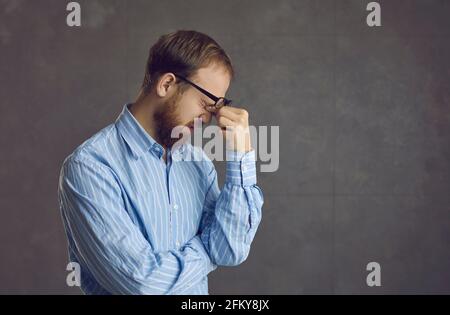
xmin=58 ymin=30 xmax=264 ymax=295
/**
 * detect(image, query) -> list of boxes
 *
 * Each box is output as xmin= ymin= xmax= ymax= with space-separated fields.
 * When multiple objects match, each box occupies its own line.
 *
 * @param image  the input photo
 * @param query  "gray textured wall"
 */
xmin=0 ymin=0 xmax=449 ymax=294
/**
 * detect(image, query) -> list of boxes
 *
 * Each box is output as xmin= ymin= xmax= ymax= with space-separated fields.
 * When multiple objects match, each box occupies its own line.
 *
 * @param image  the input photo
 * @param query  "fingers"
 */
xmin=217 ymin=115 xmax=235 ymax=130
xmin=222 ymin=106 xmax=248 ymax=116
xmin=216 ymin=106 xmax=241 ymax=122
xmin=215 ymin=105 xmax=252 ymax=152
xmin=204 ymin=104 xmax=217 ymax=113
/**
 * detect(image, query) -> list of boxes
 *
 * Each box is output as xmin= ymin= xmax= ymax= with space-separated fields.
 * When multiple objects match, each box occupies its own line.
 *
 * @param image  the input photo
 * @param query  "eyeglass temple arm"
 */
xmin=174 ymin=74 xmax=221 ymax=103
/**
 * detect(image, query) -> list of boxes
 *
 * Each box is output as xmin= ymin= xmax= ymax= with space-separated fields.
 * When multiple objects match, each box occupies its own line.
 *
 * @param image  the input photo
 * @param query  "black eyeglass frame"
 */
xmin=174 ymin=74 xmax=232 ymax=111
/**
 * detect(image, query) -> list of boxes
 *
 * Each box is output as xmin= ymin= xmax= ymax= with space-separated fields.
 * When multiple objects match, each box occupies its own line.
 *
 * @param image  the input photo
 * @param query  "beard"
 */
xmin=154 ymin=91 xmax=188 ymax=149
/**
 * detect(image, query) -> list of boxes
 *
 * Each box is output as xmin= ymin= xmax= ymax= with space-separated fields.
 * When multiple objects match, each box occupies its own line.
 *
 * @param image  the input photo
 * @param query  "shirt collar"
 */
xmin=115 ymin=103 xmax=187 ymax=160
xmin=115 ymin=103 xmax=163 ymax=159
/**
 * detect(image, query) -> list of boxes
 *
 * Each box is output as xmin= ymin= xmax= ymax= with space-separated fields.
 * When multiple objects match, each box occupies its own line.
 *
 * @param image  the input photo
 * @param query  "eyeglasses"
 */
xmin=174 ymin=74 xmax=232 ymax=112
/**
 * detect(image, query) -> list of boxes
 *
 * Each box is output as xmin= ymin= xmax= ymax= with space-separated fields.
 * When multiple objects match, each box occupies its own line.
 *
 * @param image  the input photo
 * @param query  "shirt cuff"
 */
xmin=225 ymin=150 xmax=257 ymax=186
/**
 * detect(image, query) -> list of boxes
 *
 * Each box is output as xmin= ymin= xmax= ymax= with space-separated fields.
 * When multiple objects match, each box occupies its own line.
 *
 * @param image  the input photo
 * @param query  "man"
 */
xmin=58 ymin=30 xmax=264 ymax=295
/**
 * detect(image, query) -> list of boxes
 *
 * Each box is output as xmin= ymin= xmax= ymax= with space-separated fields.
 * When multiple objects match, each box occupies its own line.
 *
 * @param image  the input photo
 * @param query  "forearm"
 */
xmin=59 ymin=158 xmax=216 ymax=295
xmin=73 ymin=229 xmax=216 ymax=295
xmin=200 ymin=150 xmax=264 ymax=266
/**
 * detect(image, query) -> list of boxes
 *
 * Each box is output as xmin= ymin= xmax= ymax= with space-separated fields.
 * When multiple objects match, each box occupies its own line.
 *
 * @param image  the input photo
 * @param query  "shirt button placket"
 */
xmin=172 ymin=203 xmax=179 ymax=248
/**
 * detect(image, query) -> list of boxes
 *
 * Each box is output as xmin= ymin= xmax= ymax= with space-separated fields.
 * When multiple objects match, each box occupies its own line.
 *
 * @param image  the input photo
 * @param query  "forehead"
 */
xmin=190 ymin=63 xmax=231 ymax=99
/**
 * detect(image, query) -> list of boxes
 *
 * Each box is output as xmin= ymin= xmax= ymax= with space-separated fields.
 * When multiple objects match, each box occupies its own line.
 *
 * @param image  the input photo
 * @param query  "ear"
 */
xmin=156 ymin=73 xmax=177 ymax=98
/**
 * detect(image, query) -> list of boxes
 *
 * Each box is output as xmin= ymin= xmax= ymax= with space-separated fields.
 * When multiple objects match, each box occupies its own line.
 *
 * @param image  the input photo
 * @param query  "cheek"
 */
xmin=177 ymin=97 xmax=201 ymax=120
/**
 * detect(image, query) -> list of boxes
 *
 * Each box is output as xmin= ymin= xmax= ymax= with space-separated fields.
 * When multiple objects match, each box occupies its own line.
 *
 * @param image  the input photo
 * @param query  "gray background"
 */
xmin=0 ymin=0 xmax=449 ymax=294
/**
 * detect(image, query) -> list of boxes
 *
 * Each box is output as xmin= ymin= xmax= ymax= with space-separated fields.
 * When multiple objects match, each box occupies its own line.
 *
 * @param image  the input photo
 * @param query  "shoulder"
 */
xmin=66 ymin=123 xmax=120 ymax=163
xmin=61 ymin=124 xmax=120 ymax=180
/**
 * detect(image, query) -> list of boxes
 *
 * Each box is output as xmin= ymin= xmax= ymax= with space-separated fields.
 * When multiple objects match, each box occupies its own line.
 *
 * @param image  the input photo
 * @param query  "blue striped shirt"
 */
xmin=58 ymin=103 xmax=264 ymax=295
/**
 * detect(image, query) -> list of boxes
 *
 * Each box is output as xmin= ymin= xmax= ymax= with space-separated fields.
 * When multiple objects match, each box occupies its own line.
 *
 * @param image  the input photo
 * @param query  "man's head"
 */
xmin=139 ymin=30 xmax=234 ymax=148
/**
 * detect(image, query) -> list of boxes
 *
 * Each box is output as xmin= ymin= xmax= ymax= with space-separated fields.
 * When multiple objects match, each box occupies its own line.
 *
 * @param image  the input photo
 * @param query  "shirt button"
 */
xmin=173 ymin=204 xmax=179 ymax=210
xmin=175 ymin=241 xmax=180 ymax=247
